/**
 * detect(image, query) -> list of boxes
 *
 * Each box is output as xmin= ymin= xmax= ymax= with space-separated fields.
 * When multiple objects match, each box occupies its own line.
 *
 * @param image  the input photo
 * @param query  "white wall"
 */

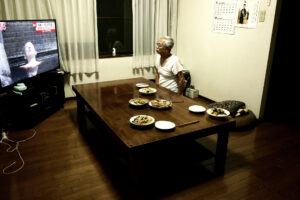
xmin=177 ymin=0 xmax=277 ymax=118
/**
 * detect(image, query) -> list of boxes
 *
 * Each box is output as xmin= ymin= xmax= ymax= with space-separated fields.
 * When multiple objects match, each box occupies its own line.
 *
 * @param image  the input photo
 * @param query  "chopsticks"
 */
xmin=177 ymin=120 xmax=200 ymax=127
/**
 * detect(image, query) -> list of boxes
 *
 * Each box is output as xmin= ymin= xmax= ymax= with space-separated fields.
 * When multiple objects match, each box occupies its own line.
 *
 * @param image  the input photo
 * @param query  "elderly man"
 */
xmin=155 ymin=36 xmax=185 ymax=94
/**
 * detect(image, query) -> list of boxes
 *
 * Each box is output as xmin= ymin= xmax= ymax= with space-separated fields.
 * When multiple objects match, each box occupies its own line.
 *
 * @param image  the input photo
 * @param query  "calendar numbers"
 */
xmin=213 ymin=0 xmax=237 ymax=34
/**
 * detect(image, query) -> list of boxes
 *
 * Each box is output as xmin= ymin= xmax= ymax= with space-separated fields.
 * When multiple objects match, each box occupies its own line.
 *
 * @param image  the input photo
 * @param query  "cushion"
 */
xmin=234 ymin=109 xmax=257 ymax=130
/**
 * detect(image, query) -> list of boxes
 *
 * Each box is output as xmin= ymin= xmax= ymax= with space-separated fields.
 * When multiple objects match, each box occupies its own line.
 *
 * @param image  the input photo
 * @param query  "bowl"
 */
xmin=206 ymin=108 xmax=230 ymax=119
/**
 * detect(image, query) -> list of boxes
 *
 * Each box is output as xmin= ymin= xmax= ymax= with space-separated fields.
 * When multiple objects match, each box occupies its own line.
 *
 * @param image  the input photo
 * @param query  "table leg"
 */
xmin=129 ymin=150 xmax=144 ymax=185
xmin=214 ymin=130 xmax=229 ymax=175
xmin=76 ymin=96 xmax=87 ymax=131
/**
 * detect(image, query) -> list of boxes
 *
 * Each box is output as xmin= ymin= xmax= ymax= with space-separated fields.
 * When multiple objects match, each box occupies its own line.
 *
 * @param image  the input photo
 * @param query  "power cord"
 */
xmin=0 ymin=129 xmax=37 ymax=175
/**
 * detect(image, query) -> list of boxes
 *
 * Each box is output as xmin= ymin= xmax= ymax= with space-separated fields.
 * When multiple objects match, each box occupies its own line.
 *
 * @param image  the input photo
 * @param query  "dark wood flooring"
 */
xmin=1 ymin=99 xmax=300 ymax=200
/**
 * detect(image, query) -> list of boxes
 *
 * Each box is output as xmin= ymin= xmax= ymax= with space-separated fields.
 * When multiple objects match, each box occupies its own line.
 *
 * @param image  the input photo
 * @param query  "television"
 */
xmin=0 ymin=19 xmax=60 ymax=89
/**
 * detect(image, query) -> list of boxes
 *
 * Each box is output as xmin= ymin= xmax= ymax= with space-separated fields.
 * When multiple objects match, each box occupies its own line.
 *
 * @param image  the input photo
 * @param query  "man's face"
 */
xmin=156 ymin=39 xmax=166 ymax=54
xmin=24 ymin=42 xmax=37 ymax=59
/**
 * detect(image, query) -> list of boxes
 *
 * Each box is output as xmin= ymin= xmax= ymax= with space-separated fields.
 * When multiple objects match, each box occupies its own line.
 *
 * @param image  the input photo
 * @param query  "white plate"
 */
xmin=189 ymin=105 xmax=206 ymax=113
xmin=206 ymin=108 xmax=230 ymax=118
xmin=136 ymin=83 xmax=149 ymax=88
xmin=139 ymin=87 xmax=157 ymax=95
xmin=130 ymin=115 xmax=155 ymax=126
xmin=155 ymin=121 xmax=176 ymax=130
xmin=129 ymin=98 xmax=149 ymax=106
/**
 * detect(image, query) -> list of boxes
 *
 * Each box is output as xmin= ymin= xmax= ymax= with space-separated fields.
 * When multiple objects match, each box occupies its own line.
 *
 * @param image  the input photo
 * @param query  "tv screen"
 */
xmin=0 ymin=19 xmax=60 ymax=88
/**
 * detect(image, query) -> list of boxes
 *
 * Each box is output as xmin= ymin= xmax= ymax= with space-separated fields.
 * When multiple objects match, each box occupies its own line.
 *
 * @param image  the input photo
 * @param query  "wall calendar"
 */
xmin=213 ymin=0 xmax=237 ymax=34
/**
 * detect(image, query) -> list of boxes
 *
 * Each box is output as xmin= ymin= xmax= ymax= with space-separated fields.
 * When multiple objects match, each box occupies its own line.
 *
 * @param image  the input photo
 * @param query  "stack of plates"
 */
xmin=136 ymin=83 xmax=149 ymax=88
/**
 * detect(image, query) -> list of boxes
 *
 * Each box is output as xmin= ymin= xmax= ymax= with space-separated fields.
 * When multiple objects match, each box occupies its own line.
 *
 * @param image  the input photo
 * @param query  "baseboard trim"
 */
xmin=198 ymin=94 xmax=215 ymax=103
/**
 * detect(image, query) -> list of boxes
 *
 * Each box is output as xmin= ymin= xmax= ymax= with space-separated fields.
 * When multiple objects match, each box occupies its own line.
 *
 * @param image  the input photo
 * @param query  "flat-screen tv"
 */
xmin=0 ymin=19 xmax=60 ymax=88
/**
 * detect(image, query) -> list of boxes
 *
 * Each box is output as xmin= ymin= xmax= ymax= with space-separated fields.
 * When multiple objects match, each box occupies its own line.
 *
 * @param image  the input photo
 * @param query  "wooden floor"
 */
xmin=1 ymin=99 xmax=300 ymax=200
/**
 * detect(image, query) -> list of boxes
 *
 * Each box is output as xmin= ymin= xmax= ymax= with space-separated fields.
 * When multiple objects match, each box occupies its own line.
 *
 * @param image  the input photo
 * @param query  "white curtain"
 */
xmin=132 ymin=0 xmax=178 ymax=69
xmin=0 ymin=0 xmax=99 ymax=74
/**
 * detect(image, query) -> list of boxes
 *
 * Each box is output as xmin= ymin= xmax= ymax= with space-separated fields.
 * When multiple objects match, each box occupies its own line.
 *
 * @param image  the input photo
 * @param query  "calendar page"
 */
xmin=213 ymin=0 xmax=237 ymax=34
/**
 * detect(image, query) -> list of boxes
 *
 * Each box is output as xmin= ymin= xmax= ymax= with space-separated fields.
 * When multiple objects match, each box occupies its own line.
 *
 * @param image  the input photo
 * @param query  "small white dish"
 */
xmin=189 ymin=105 xmax=206 ymax=113
xmin=136 ymin=83 xmax=149 ymax=88
xmin=155 ymin=120 xmax=176 ymax=131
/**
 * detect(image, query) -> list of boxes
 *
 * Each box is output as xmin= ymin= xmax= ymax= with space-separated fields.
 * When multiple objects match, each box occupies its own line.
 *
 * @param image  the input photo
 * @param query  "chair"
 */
xmin=182 ymin=70 xmax=191 ymax=95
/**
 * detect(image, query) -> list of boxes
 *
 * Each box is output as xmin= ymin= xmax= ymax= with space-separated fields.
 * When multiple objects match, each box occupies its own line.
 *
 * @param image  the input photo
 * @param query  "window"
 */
xmin=97 ymin=0 xmax=133 ymax=58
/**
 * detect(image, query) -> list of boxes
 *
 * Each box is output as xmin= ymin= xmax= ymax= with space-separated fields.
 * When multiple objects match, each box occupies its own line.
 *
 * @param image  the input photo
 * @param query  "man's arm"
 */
xmin=20 ymin=61 xmax=43 ymax=69
xmin=155 ymin=71 xmax=160 ymax=85
xmin=177 ymin=71 xmax=185 ymax=95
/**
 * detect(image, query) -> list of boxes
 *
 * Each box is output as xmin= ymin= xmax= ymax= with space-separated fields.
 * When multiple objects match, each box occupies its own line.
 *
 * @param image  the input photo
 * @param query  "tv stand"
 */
xmin=0 ymin=71 xmax=66 ymax=130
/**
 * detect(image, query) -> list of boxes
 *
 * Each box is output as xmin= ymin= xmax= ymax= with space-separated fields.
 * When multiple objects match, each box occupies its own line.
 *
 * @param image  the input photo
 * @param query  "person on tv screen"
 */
xmin=0 ymin=33 xmax=13 ymax=87
xmin=20 ymin=42 xmax=43 ymax=77
xmin=0 ymin=50 xmax=13 ymax=87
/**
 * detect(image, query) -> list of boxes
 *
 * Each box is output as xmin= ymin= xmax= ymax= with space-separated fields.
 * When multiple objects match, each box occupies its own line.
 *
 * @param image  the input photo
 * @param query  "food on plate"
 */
xmin=131 ymin=115 xmax=154 ymax=126
xmin=129 ymin=98 xmax=149 ymax=105
xmin=209 ymin=108 xmax=228 ymax=117
xmin=140 ymin=87 xmax=156 ymax=94
xmin=149 ymin=99 xmax=172 ymax=108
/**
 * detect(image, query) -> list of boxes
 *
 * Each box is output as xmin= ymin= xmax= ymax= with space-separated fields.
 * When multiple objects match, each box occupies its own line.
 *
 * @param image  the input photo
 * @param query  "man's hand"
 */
xmin=155 ymin=72 xmax=160 ymax=85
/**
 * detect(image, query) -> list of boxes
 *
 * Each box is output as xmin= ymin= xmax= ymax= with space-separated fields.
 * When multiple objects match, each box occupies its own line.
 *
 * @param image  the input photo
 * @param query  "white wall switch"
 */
xmin=259 ymin=10 xmax=266 ymax=22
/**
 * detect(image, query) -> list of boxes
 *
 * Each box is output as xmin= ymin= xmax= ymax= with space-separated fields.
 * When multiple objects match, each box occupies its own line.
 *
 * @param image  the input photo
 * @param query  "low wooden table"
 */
xmin=72 ymin=78 xmax=235 ymax=182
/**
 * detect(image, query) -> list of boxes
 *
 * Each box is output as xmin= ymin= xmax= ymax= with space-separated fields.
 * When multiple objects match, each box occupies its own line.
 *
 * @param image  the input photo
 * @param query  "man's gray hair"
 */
xmin=161 ymin=36 xmax=174 ymax=50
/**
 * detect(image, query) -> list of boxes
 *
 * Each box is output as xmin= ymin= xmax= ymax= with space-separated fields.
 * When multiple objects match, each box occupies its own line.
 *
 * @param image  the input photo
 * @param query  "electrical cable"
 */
xmin=0 ymin=129 xmax=37 ymax=175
